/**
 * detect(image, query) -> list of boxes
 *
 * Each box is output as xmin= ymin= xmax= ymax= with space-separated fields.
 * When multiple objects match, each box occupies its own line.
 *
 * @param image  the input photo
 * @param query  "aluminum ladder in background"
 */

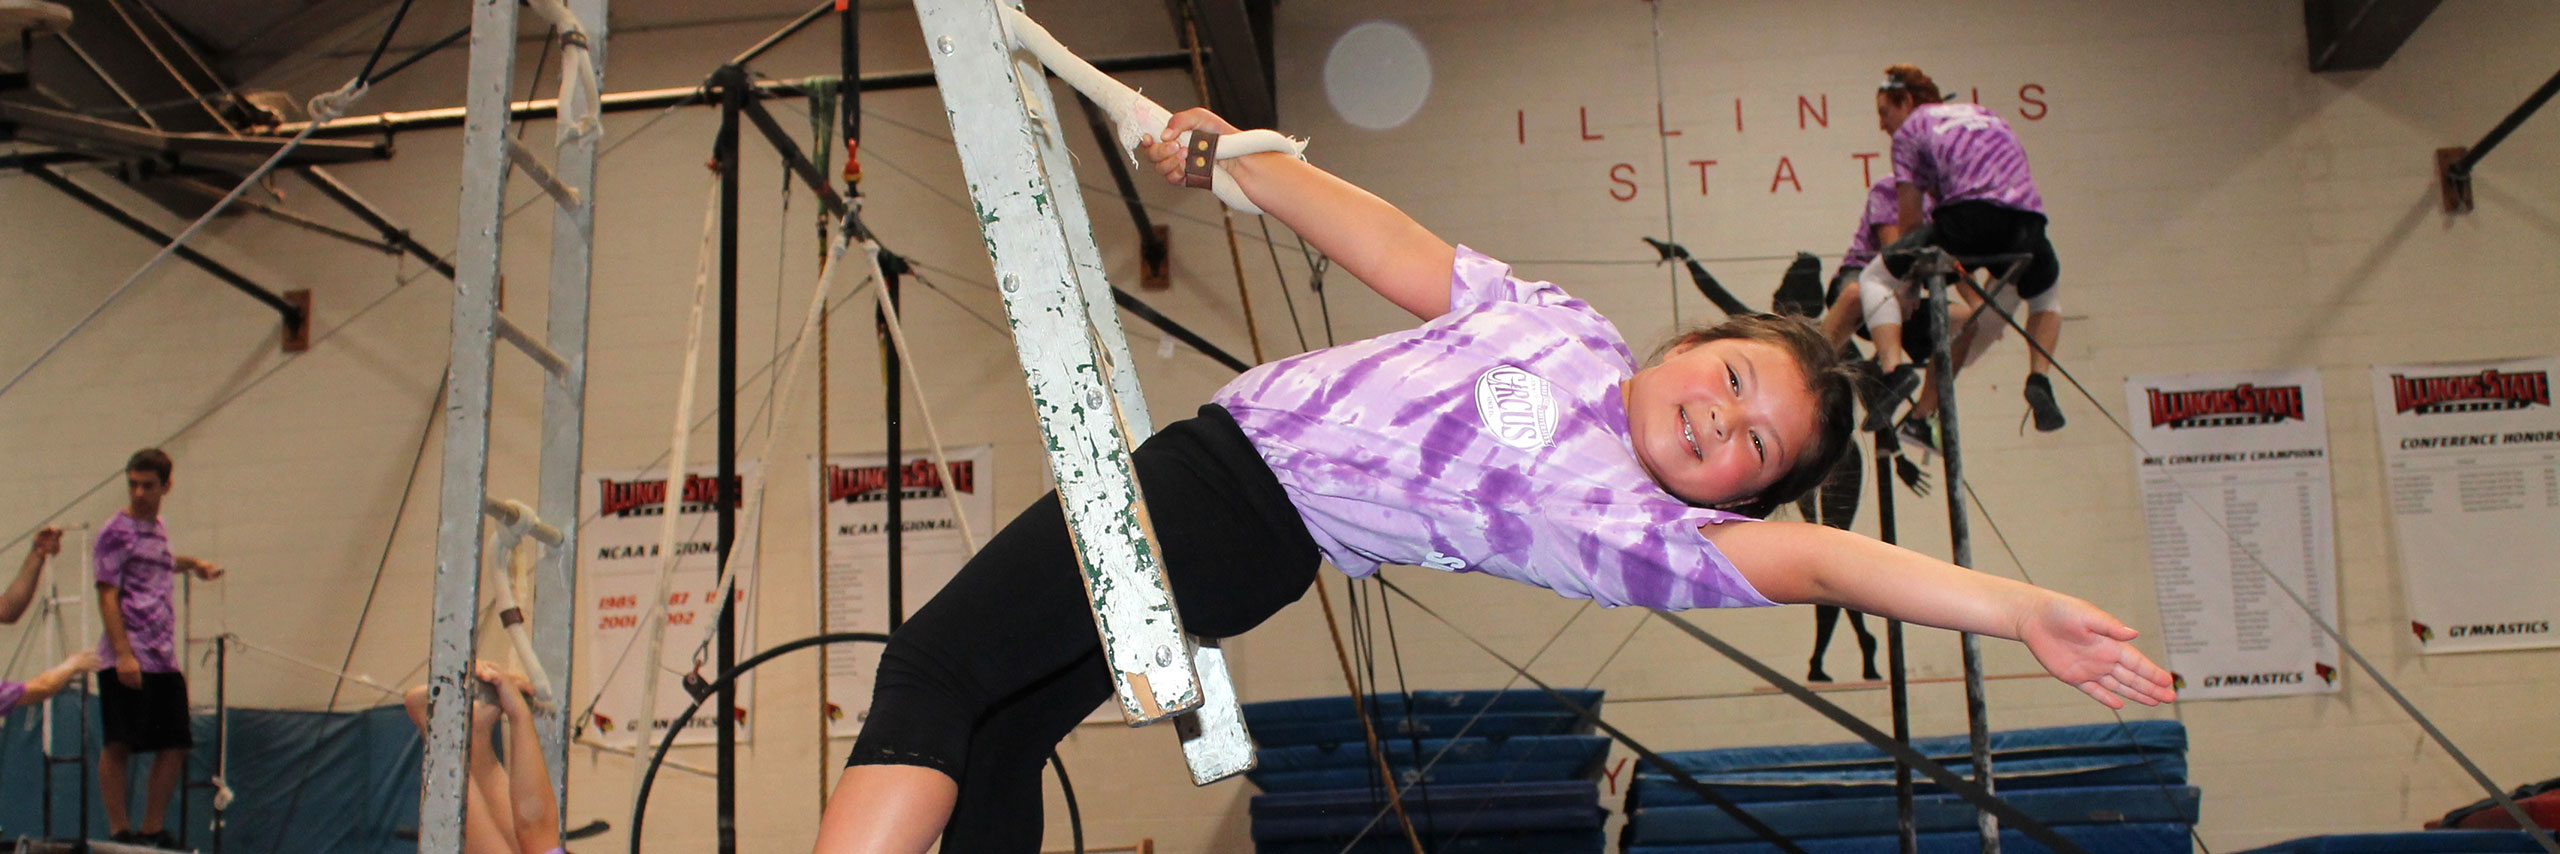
xmin=421 ymin=0 xmax=607 ymax=849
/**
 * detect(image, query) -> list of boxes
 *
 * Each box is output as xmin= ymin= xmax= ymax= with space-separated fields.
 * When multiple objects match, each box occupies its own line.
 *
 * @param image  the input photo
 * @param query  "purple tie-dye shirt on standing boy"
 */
xmin=1891 ymin=102 xmax=2044 ymax=216
xmin=1211 ymin=247 xmax=1776 ymax=611
xmin=95 ymin=510 xmax=181 ymax=673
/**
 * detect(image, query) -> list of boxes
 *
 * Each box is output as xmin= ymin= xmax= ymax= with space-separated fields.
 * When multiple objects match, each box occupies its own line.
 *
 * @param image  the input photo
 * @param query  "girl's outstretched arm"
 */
xmin=1141 ymin=108 xmax=1457 ymax=320
xmin=1705 ymin=520 xmax=2177 ymax=709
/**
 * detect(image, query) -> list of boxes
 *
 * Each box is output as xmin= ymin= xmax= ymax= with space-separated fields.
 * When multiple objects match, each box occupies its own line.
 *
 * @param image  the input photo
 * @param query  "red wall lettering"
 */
xmin=1688 ymin=159 xmax=1717 ymax=195
xmin=1517 ymin=109 xmax=1526 ymax=144
xmin=2018 ymin=84 xmax=2048 ymax=120
xmin=1733 ymin=98 xmax=1744 ymax=132
xmin=1600 ymin=756 xmax=1632 ymax=795
xmin=1580 ymin=106 xmax=1604 ymax=141
xmin=1658 ymin=103 xmax=1682 ymax=137
xmin=1609 ymin=163 xmax=1639 ymax=201
xmin=1770 ymin=156 xmax=1801 ymax=193
xmin=1968 ymin=87 xmax=1980 ymax=104
xmin=1852 ymin=152 xmax=1881 ymax=185
xmin=1798 ymin=94 xmax=1827 ymax=129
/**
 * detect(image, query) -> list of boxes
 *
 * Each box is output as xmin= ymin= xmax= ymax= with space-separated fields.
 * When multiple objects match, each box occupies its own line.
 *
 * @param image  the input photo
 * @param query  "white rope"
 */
xmin=996 ymin=5 xmax=1305 ymax=215
xmin=683 ymin=223 xmax=858 ymax=669
xmin=224 ymin=634 xmax=403 ymax=698
xmin=863 ymin=241 xmax=981 ymax=553
xmin=483 ymin=499 xmax=557 ymax=710
xmin=0 ymin=76 xmax=371 ymax=404
xmin=629 ymin=178 xmax=723 ymax=817
xmin=526 ymin=0 xmax=602 ymax=144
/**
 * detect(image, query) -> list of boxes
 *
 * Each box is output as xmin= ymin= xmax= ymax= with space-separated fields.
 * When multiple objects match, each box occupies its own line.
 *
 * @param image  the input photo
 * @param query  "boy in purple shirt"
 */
xmin=1866 ymin=63 xmax=2067 ymax=437
xmin=814 ymin=107 xmax=2172 ymax=853
xmin=95 ymin=448 xmax=223 ymax=849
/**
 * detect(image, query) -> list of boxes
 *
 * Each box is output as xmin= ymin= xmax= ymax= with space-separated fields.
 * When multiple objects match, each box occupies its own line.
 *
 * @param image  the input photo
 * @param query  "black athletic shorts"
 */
xmin=1884 ymin=200 xmax=2061 ymax=301
xmin=100 ymin=669 xmax=194 ymax=753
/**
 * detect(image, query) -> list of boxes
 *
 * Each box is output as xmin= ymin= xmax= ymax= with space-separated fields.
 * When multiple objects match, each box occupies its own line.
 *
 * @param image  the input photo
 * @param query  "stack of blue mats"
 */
xmin=2230 ymin=831 xmax=2550 ymax=853
xmin=1241 ymin=690 xmax=1611 ymax=854
xmin=1622 ymin=721 xmax=2201 ymax=853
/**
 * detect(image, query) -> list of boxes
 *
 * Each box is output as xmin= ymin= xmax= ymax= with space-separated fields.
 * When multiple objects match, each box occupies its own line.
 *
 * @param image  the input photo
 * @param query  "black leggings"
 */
xmin=848 ymin=405 xmax=1319 ymax=852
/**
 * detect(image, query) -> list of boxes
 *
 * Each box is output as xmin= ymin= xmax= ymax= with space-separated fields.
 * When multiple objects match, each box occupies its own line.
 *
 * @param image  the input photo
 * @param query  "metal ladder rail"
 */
xmin=910 ymin=0 xmax=1255 ymax=784
xmin=422 ymin=0 xmax=605 ymax=850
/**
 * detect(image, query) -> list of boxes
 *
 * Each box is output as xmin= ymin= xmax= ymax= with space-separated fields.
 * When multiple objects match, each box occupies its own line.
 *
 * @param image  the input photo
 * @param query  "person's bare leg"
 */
xmin=2026 ymin=309 xmax=2061 ymax=376
xmin=100 ymin=743 xmax=134 ymax=834
xmin=1871 ymin=322 xmax=1906 ymax=373
xmin=138 ymin=747 xmax=186 ymax=835
xmin=1819 ymin=284 xmax=1863 ymax=347
xmin=491 ymin=670 xmax=561 ymax=854
xmin=465 ymin=777 xmax=516 ymax=854
xmin=812 ymin=764 xmax=959 ymax=854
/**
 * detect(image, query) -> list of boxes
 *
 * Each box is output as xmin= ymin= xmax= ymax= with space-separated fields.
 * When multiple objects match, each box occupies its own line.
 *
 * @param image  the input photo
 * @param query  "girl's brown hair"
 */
xmin=1881 ymin=64 xmax=1943 ymax=108
xmin=1651 ymin=314 xmax=1861 ymax=519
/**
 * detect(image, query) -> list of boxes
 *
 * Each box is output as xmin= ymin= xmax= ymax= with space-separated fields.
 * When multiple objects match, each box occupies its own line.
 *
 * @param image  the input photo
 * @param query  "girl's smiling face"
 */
xmin=1622 ymin=337 xmax=1819 ymax=508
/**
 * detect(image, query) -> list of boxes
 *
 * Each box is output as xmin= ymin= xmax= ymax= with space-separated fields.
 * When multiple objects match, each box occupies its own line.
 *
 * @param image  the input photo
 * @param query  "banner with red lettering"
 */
xmin=580 ymin=461 xmax=760 ymax=747
xmin=2370 ymin=357 xmax=2560 ymax=654
xmin=814 ymin=446 xmax=995 ymax=737
xmin=2125 ymin=368 xmax=2340 ymax=700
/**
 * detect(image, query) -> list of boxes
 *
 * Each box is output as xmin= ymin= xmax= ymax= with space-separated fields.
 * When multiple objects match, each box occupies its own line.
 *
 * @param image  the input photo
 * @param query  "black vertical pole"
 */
xmin=1927 ymin=256 xmax=1997 ymax=854
xmin=715 ymin=65 xmax=744 ymax=854
xmin=1875 ymin=431 xmax=1916 ymax=854
xmin=214 ymin=635 xmax=227 ymax=854
xmin=880 ymin=263 xmax=904 ymax=630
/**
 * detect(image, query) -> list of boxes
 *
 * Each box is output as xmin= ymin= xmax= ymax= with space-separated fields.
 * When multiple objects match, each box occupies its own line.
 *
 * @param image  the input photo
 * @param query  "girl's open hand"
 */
xmin=1139 ymin=108 xmax=1242 ymax=187
xmin=2020 ymin=596 xmax=2177 ymax=708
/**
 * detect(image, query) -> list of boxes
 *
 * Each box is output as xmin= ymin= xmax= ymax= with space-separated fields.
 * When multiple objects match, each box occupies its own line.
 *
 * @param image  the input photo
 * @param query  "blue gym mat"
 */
xmin=1242 ymin=689 xmax=1603 ymax=727
xmin=2230 ymin=830 xmax=2552 ymax=853
xmin=1629 ymin=721 xmax=2186 ymax=809
xmin=1255 ymin=829 xmax=1606 ymax=854
xmin=1625 ymin=785 xmax=2200 ymax=844
xmin=1246 ymin=733 xmax=1609 ymax=792
xmin=1625 ymin=821 xmax=2192 ymax=854
xmin=1250 ymin=780 xmax=1602 ymax=841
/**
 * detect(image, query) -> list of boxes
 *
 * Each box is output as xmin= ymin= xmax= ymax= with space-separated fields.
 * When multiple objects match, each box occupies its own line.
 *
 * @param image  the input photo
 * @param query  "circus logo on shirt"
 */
xmin=2144 ymin=383 xmax=2304 ymax=430
xmin=1475 ymin=366 xmax=1559 ymax=449
xmin=2390 ymin=369 xmax=2550 ymax=415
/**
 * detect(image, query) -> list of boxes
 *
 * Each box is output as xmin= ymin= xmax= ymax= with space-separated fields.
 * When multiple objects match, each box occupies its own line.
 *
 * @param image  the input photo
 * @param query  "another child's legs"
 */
xmin=495 ymin=684 xmax=562 ymax=854
xmin=140 ymin=747 xmax=186 ymax=834
xmin=99 ymin=744 xmax=133 ymax=832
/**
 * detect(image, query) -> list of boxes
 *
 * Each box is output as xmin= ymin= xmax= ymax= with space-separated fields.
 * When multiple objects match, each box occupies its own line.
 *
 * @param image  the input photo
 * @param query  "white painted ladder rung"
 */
xmin=496 ymin=311 xmax=572 ymax=376
xmin=481 ymin=498 xmax=563 ymax=545
xmin=505 ymin=138 xmax=585 ymax=209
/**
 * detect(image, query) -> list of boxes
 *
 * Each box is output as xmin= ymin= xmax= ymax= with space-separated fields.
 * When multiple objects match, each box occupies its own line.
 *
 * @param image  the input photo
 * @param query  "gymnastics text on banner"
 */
xmin=580 ymin=461 xmax=762 ymax=746
xmin=2124 ymin=368 xmax=2340 ymax=701
xmin=2369 ymin=356 xmax=2560 ymax=654
xmin=814 ymin=446 xmax=995 ymax=737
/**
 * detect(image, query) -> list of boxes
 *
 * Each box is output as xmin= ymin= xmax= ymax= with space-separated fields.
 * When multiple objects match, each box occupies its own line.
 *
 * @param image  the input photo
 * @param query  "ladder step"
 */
xmin=495 ymin=312 xmax=572 ymax=377
xmin=481 ymin=498 xmax=563 ymax=545
xmin=504 ymin=138 xmax=585 ymax=210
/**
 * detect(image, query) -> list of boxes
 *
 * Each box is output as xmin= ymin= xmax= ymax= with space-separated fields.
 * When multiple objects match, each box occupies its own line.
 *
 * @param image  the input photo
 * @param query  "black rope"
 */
xmin=352 ymin=0 xmax=417 ymax=86
xmin=327 ymin=374 xmax=446 ymax=712
xmin=629 ymin=632 xmax=892 ymax=851
xmin=1050 ymin=752 xmax=1085 ymax=854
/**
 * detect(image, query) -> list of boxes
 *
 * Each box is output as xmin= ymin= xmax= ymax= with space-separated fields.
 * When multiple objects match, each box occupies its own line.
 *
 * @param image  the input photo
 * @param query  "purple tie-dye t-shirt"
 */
xmin=1891 ymin=103 xmax=2043 ymax=215
xmin=95 ymin=511 xmax=181 ymax=673
xmin=1210 ymin=247 xmax=1776 ymax=611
